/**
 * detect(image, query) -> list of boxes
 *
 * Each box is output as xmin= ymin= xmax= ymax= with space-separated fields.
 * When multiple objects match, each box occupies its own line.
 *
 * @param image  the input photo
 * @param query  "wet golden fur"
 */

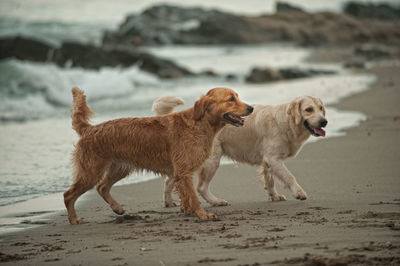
xmin=64 ymin=87 xmax=251 ymax=224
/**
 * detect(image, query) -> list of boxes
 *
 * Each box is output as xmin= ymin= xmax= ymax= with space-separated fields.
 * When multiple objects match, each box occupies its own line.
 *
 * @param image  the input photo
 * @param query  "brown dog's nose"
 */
xmin=247 ymin=105 xmax=254 ymax=114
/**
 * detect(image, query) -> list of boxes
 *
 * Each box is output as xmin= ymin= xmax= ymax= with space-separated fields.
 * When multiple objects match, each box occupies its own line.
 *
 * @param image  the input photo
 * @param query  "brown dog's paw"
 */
xmin=111 ymin=204 xmax=125 ymax=215
xmin=70 ymin=218 xmax=85 ymax=225
xmin=113 ymin=209 xmax=125 ymax=215
xmin=196 ymin=209 xmax=218 ymax=221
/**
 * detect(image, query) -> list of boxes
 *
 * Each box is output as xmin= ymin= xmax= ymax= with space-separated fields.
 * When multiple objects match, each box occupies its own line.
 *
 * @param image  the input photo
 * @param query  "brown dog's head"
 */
xmin=194 ymin=87 xmax=253 ymax=127
xmin=287 ymin=96 xmax=327 ymax=137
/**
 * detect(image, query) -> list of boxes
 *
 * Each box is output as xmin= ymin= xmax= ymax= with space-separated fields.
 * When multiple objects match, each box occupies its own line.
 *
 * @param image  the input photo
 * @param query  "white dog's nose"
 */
xmin=319 ymin=118 xmax=328 ymax=127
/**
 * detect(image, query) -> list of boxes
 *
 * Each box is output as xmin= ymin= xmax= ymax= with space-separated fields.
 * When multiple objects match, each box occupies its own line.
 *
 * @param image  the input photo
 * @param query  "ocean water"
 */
xmin=0 ymin=0 xmax=382 ymax=215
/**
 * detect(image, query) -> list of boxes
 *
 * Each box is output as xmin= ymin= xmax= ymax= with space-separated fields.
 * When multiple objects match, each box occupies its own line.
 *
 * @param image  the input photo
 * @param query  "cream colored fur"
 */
xmin=153 ymin=96 xmax=327 ymax=206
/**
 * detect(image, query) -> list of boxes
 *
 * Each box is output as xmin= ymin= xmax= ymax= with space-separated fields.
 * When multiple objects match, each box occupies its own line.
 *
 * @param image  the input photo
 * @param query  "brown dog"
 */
xmin=64 ymin=87 xmax=253 ymax=224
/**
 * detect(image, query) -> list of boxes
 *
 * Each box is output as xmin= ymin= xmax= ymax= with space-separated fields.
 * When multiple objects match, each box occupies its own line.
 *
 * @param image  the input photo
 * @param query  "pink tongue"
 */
xmin=314 ymin=128 xmax=326 ymax=137
xmin=231 ymin=115 xmax=243 ymax=123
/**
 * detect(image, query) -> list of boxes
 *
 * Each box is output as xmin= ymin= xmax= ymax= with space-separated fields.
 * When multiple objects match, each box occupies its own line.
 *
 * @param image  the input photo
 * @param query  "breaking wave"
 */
xmin=0 ymin=59 xmax=160 ymax=122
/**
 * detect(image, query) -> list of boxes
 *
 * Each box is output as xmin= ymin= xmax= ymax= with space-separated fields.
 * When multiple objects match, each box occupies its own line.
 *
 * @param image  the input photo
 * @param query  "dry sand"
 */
xmin=1 ymin=65 xmax=399 ymax=265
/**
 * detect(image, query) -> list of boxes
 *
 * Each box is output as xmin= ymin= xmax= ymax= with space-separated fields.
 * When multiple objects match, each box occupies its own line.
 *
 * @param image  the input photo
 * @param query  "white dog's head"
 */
xmin=287 ymin=96 xmax=327 ymax=137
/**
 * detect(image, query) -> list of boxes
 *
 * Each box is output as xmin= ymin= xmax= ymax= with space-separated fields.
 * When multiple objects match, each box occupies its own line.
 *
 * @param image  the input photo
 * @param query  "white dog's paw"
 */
xmin=164 ymin=199 xmax=177 ymax=208
xmin=270 ymin=194 xmax=287 ymax=201
xmin=211 ymin=199 xmax=229 ymax=207
xmin=291 ymin=185 xmax=307 ymax=200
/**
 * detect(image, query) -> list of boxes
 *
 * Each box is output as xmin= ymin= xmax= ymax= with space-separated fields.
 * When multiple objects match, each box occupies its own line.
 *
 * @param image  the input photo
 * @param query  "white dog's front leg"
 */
xmin=196 ymin=144 xmax=228 ymax=206
xmin=265 ymin=158 xmax=307 ymax=200
xmin=163 ymin=176 xmax=177 ymax=207
xmin=197 ymin=177 xmax=228 ymax=206
xmin=259 ymin=166 xmax=286 ymax=201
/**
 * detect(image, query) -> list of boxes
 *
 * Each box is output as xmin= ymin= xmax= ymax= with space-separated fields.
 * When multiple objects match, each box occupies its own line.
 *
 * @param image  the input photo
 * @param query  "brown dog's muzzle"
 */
xmin=223 ymin=104 xmax=253 ymax=127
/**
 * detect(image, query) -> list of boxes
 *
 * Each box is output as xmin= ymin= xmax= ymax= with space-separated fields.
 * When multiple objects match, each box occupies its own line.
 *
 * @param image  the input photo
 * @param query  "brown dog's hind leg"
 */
xmin=64 ymin=174 xmax=98 ymax=225
xmin=96 ymin=163 xmax=130 ymax=215
xmin=64 ymin=156 xmax=107 ymax=224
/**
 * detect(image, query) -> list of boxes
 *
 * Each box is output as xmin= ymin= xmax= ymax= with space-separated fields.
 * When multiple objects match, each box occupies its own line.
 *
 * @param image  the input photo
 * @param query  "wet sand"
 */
xmin=1 ymin=65 xmax=399 ymax=265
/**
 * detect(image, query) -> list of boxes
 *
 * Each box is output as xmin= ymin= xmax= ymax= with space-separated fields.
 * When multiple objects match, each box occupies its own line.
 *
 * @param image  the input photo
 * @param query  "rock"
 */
xmin=199 ymin=69 xmax=218 ymax=77
xmin=0 ymin=36 xmax=193 ymax=79
xmin=137 ymin=53 xmax=193 ymax=79
xmin=245 ymin=67 xmax=336 ymax=83
xmin=0 ymin=36 xmax=54 ymax=62
xmin=245 ymin=67 xmax=280 ymax=83
xmin=53 ymin=41 xmax=125 ymax=69
xmin=276 ymin=2 xmax=304 ymax=13
xmin=343 ymin=60 xmax=366 ymax=69
xmin=279 ymin=68 xmax=335 ymax=79
xmin=225 ymin=74 xmax=237 ymax=81
xmin=53 ymin=42 xmax=193 ymax=77
xmin=354 ymin=45 xmax=391 ymax=60
xmin=344 ymin=2 xmax=400 ymax=21
xmin=279 ymin=68 xmax=313 ymax=79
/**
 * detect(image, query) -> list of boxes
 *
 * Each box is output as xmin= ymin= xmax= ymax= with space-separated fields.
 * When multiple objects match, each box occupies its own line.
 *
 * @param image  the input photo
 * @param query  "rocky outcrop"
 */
xmin=102 ymin=5 xmax=269 ymax=46
xmin=344 ymin=2 xmax=400 ymax=21
xmin=245 ymin=67 xmax=336 ymax=83
xmin=53 ymin=42 xmax=193 ymax=78
xmin=353 ymin=45 xmax=391 ymax=60
xmin=103 ymin=4 xmax=400 ymax=47
xmin=0 ymin=36 xmax=193 ymax=79
xmin=0 ymin=36 xmax=54 ymax=62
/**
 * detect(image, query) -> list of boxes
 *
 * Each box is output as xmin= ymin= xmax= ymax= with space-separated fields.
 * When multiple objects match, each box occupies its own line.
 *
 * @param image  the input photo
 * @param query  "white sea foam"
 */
xmin=0 ymin=60 xmax=160 ymax=121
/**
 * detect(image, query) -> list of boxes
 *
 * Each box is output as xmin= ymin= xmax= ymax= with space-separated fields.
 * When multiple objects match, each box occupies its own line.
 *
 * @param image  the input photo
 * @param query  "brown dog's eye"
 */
xmin=229 ymin=96 xmax=235 ymax=102
xmin=305 ymin=107 xmax=313 ymax=112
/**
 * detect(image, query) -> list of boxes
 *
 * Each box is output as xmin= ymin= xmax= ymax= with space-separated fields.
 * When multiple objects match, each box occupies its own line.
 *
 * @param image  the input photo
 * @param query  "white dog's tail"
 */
xmin=152 ymin=96 xmax=184 ymax=115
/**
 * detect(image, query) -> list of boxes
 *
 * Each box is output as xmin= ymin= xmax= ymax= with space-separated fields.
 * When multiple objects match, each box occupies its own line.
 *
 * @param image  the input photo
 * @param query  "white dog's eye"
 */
xmin=305 ymin=107 xmax=313 ymax=112
xmin=320 ymin=106 xmax=323 ymax=111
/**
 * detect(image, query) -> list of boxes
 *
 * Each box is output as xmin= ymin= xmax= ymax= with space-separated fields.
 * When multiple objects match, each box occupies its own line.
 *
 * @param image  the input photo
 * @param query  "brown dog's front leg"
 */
xmin=174 ymin=174 xmax=217 ymax=220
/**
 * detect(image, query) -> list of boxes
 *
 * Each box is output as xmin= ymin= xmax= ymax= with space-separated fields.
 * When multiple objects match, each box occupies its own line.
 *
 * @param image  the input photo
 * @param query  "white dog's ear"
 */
xmin=318 ymin=97 xmax=326 ymax=116
xmin=288 ymin=100 xmax=302 ymax=125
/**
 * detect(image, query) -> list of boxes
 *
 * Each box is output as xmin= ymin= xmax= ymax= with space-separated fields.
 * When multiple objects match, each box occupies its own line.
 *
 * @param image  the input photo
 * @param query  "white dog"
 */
xmin=153 ymin=96 xmax=327 ymax=207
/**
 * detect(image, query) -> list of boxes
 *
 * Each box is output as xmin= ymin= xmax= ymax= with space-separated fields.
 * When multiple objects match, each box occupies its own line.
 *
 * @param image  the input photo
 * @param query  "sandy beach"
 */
xmin=0 ymin=62 xmax=399 ymax=265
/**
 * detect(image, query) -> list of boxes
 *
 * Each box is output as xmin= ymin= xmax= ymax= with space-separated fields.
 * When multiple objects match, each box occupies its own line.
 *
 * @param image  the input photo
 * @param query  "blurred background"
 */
xmin=0 ymin=0 xmax=398 ymax=213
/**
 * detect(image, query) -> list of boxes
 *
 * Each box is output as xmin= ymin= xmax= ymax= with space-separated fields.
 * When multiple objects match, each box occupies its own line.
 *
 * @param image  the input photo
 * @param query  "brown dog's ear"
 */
xmin=193 ymin=95 xmax=211 ymax=120
xmin=287 ymin=99 xmax=302 ymax=125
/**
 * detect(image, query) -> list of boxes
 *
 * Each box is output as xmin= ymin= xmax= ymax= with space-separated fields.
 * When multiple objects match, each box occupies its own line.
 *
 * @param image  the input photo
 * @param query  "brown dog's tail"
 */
xmin=71 ymin=87 xmax=93 ymax=136
xmin=152 ymin=96 xmax=184 ymax=115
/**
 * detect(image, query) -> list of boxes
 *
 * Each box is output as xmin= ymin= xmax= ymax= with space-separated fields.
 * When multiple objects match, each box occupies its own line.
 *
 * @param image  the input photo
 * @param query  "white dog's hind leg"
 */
xmin=259 ymin=166 xmax=286 ymax=201
xmin=197 ymin=144 xmax=228 ymax=206
xmin=265 ymin=158 xmax=308 ymax=200
xmin=163 ymin=175 xmax=177 ymax=207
